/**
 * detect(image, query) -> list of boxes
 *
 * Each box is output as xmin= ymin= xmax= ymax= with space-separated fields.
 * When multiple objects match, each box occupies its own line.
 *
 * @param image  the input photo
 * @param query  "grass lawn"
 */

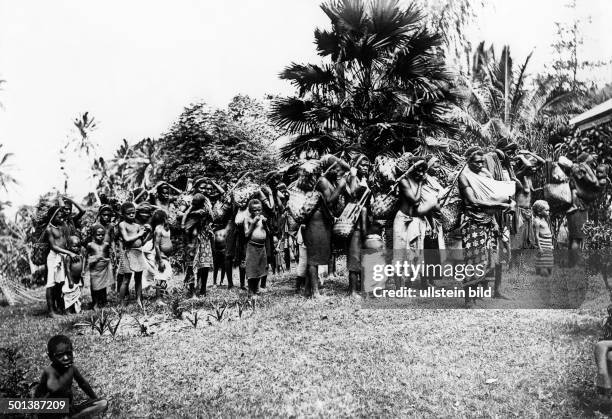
xmin=1 ymin=258 xmax=611 ymax=418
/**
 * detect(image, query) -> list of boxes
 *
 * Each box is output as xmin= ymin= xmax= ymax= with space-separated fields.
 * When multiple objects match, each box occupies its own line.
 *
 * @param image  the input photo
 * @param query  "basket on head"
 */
xmin=114 ymin=188 xmax=134 ymax=205
xmin=233 ymin=183 xmax=261 ymax=209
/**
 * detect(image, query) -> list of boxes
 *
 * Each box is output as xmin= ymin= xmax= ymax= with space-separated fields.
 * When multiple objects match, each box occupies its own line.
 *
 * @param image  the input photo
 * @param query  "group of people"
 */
xmin=41 ymin=174 xmax=290 ymax=317
xmin=40 ymin=139 xmax=611 ymax=316
xmin=285 ymin=139 xmax=610 ymax=305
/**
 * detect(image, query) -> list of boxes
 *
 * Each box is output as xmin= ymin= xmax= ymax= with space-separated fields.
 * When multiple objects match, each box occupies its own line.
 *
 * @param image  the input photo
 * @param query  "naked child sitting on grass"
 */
xmin=35 ymin=335 xmax=107 ymax=418
xmin=594 ymin=305 xmax=612 ymax=399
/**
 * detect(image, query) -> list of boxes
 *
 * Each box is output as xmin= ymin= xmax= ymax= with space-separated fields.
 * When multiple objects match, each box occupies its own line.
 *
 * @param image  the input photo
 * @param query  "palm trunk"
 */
xmin=504 ymin=50 xmax=510 ymax=125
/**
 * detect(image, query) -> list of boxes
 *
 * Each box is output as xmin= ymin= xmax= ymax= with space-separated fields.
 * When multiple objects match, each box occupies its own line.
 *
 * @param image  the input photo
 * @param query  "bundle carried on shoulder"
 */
xmin=543 ymin=162 xmax=572 ymax=212
xmin=233 ymin=183 xmax=261 ymax=209
xmin=333 ymin=188 xmax=371 ymax=240
xmin=462 ymin=167 xmax=515 ymax=204
xmin=287 ymin=182 xmax=320 ymax=225
xmin=29 ymin=194 xmax=61 ymax=266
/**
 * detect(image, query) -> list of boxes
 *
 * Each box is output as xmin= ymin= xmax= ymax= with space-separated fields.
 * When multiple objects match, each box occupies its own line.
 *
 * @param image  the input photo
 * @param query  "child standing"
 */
xmin=212 ymin=225 xmax=227 ymax=286
xmin=182 ymin=193 xmax=213 ymax=297
xmin=117 ymin=202 xmax=151 ymax=307
xmin=533 ymin=200 xmax=554 ymax=276
xmin=151 ymin=209 xmax=173 ymax=302
xmin=35 ymin=335 xmax=108 ymax=417
xmin=85 ymin=224 xmax=113 ymax=309
xmin=244 ymin=199 xmax=268 ymax=297
xmin=44 ymin=206 xmax=78 ymax=318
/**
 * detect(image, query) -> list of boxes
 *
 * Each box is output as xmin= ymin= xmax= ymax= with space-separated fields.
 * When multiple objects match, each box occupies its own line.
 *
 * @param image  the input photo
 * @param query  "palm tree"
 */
xmin=270 ymin=0 xmax=459 ymax=160
xmin=61 ymin=112 xmax=102 ymax=202
xmin=455 ymin=42 xmax=579 ymax=150
xmin=0 ymin=144 xmax=17 ymax=194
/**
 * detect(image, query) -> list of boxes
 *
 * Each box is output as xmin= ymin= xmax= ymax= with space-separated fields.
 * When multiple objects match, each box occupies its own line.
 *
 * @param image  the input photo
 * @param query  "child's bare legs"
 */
xmin=198 ymin=268 xmax=209 ymax=296
xmin=348 ymin=271 xmax=359 ymax=296
xmin=239 ymin=267 xmax=246 ymax=290
xmin=46 ymin=287 xmax=57 ymax=317
xmin=220 ymin=264 xmax=226 ymax=286
xmin=118 ymin=273 xmax=131 ymax=306
xmin=134 ymin=271 xmax=143 ymax=307
xmin=224 ymin=257 xmax=234 ymax=289
xmin=594 ymin=341 xmax=612 ymax=394
xmin=71 ymin=398 xmax=108 ymax=418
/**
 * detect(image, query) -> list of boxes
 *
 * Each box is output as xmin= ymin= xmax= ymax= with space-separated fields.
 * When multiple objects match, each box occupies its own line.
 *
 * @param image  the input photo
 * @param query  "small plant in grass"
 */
xmin=0 ymin=347 xmax=34 ymax=398
xmin=108 ymin=308 xmax=124 ymax=338
xmin=208 ymin=301 xmax=229 ymax=323
xmin=75 ymin=309 xmax=111 ymax=336
xmin=235 ymin=300 xmax=246 ymax=318
xmin=184 ymin=302 xmax=200 ymax=328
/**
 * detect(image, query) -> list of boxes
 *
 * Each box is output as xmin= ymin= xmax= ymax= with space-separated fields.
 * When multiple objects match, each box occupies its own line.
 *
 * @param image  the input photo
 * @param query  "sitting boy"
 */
xmin=594 ymin=305 xmax=612 ymax=398
xmin=35 ymin=335 xmax=108 ymax=418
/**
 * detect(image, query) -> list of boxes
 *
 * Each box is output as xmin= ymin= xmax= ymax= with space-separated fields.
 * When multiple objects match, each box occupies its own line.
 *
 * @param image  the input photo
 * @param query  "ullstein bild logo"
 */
xmin=370 ymin=286 xmax=491 ymax=299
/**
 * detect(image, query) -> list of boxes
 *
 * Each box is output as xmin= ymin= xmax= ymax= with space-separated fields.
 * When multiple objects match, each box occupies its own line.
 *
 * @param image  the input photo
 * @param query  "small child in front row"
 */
xmin=244 ymin=199 xmax=268 ymax=297
xmin=151 ymin=209 xmax=173 ymax=302
xmin=35 ymin=334 xmax=108 ymax=417
xmin=85 ymin=224 xmax=113 ymax=309
xmin=117 ymin=202 xmax=151 ymax=307
xmin=533 ymin=200 xmax=554 ymax=277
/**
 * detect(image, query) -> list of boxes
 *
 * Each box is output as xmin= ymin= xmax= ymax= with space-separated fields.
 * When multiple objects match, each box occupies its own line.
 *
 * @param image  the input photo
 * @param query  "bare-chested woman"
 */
xmin=393 ymin=155 xmax=436 ymax=287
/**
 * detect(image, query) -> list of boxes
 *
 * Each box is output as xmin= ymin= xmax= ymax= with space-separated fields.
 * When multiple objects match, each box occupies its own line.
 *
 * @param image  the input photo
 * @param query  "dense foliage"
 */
xmin=156 ymin=95 xmax=282 ymax=187
xmin=271 ymin=0 xmax=460 ymax=160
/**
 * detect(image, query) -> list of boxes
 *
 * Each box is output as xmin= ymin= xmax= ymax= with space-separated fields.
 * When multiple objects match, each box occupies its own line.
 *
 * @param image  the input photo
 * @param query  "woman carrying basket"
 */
xmin=344 ymin=154 xmax=371 ymax=296
xmin=393 ymin=154 xmax=435 ymax=288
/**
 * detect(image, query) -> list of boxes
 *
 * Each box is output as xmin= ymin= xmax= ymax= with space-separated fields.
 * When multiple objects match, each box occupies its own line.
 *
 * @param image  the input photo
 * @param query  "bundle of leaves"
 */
xmin=27 ymin=192 xmax=63 ymax=244
xmin=233 ymin=183 xmax=262 ymax=209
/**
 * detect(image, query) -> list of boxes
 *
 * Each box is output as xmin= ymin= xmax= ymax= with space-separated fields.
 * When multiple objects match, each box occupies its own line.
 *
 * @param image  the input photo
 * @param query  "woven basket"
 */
xmin=371 ymin=194 xmax=398 ymax=220
xmin=543 ymin=182 xmax=571 ymax=212
xmin=332 ymin=220 xmax=355 ymax=240
xmin=233 ymin=183 xmax=260 ymax=208
xmin=439 ymin=199 xmax=463 ymax=232
xmin=288 ymin=188 xmax=320 ymax=224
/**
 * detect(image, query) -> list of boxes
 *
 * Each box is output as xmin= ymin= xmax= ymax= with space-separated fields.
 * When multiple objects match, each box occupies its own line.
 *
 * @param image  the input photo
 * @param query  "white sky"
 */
xmin=1 ymin=0 xmax=611 ymax=215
